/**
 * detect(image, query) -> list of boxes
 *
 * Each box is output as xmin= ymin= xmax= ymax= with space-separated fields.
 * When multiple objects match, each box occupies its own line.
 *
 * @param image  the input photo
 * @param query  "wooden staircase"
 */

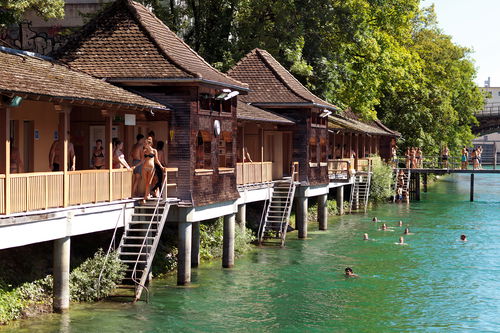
xmin=258 ymin=178 xmax=297 ymax=247
xmin=116 ymin=198 xmax=171 ymax=302
xmin=349 ymin=170 xmax=372 ymax=212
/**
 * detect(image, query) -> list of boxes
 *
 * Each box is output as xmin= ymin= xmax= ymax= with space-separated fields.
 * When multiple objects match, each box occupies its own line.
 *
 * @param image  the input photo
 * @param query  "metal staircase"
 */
xmin=393 ymin=169 xmax=410 ymax=202
xmin=117 ymin=196 xmax=171 ymax=302
xmin=258 ymin=165 xmax=298 ymax=247
xmin=349 ymin=169 xmax=372 ymax=212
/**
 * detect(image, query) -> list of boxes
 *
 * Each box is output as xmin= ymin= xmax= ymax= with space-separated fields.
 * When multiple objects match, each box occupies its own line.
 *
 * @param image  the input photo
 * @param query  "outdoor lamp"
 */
xmin=319 ymin=109 xmax=332 ymax=118
xmin=2 ymin=95 xmax=23 ymax=107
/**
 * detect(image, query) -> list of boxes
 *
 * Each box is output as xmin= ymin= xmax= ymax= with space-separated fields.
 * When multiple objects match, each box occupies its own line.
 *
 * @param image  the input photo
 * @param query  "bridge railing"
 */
xmin=395 ymin=155 xmax=465 ymax=170
xmin=475 ymin=104 xmax=500 ymax=117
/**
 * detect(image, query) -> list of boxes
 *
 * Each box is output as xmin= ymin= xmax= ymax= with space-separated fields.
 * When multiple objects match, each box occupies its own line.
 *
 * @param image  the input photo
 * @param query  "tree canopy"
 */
xmin=0 ymin=0 xmax=65 ymax=28
xmin=141 ymin=0 xmax=483 ymax=154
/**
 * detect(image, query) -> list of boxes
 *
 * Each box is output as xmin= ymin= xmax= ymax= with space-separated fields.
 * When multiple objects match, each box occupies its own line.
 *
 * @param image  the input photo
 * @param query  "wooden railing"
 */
xmin=10 ymin=172 xmax=64 ymax=213
xmin=0 ymin=175 xmax=5 ymax=215
xmin=236 ymin=162 xmax=273 ymax=185
xmin=357 ymin=158 xmax=373 ymax=172
xmin=328 ymin=159 xmax=351 ymax=179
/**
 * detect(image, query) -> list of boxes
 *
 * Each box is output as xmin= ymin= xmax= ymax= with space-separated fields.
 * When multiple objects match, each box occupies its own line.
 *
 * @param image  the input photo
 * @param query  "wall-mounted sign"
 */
xmin=125 ymin=114 xmax=136 ymax=126
xmin=214 ymin=120 xmax=221 ymax=137
xmin=34 ymin=129 xmax=40 ymax=140
xmin=54 ymin=130 xmax=59 ymax=141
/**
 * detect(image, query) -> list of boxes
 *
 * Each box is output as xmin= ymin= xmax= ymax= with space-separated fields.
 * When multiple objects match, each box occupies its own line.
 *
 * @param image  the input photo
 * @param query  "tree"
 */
xmin=0 ymin=0 xmax=65 ymax=28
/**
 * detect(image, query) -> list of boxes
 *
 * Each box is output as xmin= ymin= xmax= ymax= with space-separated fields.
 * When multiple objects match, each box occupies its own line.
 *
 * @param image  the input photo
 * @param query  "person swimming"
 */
xmin=345 ymin=267 xmax=358 ymax=277
xmin=460 ymin=234 xmax=467 ymax=241
xmin=398 ymin=236 xmax=406 ymax=245
xmin=363 ymin=233 xmax=369 ymax=241
xmin=372 ymin=217 xmax=378 ymax=222
xmin=404 ymin=227 xmax=410 ymax=235
xmin=381 ymin=223 xmax=388 ymax=231
xmin=398 ymin=221 xmax=403 ymax=227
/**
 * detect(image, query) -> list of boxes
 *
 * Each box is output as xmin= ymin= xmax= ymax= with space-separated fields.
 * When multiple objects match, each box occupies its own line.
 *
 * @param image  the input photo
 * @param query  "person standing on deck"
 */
xmin=416 ymin=148 xmax=422 ymax=168
xmin=441 ymin=145 xmax=449 ymax=169
xmin=461 ymin=146 xmax=468 ymax=170
xmin=113 ymin=140 xmax=132 ymax=170
xmin=391 ymin=145 xmax=398 ymax=168
xmin=141 ymin=136 xmax=164 ymax=203
xmin=49 ymin=131 xmax=75 ymax=171
xmin=91 ymin=139 xmax=105 ymax=169
xmin=405 ymin=148 xmax=411 ymax=169
xmin=130 ymin=134 xmax=145 ymax=196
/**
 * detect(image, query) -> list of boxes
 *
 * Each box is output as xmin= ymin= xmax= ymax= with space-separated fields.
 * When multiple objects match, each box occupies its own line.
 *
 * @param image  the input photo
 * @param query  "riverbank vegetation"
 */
xmin=369 ymin=157 xmax=394 ymax=203
xmin=0 ymin=250 xmax=125 ymax=325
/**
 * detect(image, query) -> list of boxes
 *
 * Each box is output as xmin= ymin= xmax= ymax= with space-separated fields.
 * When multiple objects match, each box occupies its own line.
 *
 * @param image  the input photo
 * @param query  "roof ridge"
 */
xmin=254 ymin=49 xmax=309 ymax=104
xmin=125 ymin=0 xmax=197 ymax=78
xmin=128 ymin=0 xmax=248 ymax=88
xmin=255 ymin=49 xmax=337 ymax=109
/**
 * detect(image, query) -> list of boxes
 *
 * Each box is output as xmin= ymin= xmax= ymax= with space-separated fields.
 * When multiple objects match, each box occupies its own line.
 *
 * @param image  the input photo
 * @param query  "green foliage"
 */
xmin=69 ymin=249 xmax=126 ymax=302
xmin=199 ymin=218 xmax=255 ymax=262
xmin=326 ymin=200 xmax=339 ymax=216
xmin=369 ymin=157 xmax=394 ymax=202
xmin=0 ymin=0 xmax=65 ymax=27
xmin=142 ymin=0 xmax=482 ymax=151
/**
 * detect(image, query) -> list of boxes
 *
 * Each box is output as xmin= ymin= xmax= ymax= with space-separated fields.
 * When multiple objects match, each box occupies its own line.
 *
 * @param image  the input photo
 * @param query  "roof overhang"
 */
xmin=251 ymin=102 xmax=340 ymax=111
xmin=108 ymin=77 xmax=250 ymax=93
xmin=0 ymin=90 xmax=169 ymax=114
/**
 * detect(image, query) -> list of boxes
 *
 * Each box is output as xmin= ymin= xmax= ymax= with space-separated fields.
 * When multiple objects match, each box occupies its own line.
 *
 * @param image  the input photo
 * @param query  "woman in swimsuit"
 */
xmin=92 ymin=139 xmax=105 ymax=169
xmin=441 ymin=145 xmax=449 ymax=169
xmin=113 ymin=140 xmax=132 ymax=170
xmin=405 ymin=148 xmax=411 ymax=169
xmin=151 ymin=141 xmax=167 ymax=197
xmin=141 ymin=136 xmax=164 ymax=203
xmin=415 ymin=148 xmax=422 ymax=168
xmin=471 ymin=149 xmax=479 ymax=170
xmin=461 ymin=146 xmax=468 ymax=170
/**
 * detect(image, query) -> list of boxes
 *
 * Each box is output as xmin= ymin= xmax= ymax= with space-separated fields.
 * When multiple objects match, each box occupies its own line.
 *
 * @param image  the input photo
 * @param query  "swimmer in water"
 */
xmin=372 ymin=217 xmax=378 ymax=222
xmin=380 ymin=223 xmax=388 ymax=231
xmin=345 ymin=267 xmax=358 ymax=278
xmin=398 ymin=221 xmax=403 ymax=227
xmin=363 ymin=233 xmax=369 ymax=240
xmin=404 ymin=227 xmax=410 ymax=235
xmin=460 ymin=234 xmax=467 ymax=241
xmin=398 ymin=236 xmax=406 ymax=245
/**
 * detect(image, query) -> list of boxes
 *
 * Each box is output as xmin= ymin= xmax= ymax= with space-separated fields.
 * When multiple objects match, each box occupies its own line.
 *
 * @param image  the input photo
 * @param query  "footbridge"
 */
xmin=474 ymin=105 xmax=500 ymax=135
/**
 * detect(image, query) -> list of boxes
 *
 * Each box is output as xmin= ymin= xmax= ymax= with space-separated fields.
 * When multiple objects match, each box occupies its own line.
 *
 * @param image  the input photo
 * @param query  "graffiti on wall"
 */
xmin=1 ymin=21 xmax=67 ymax=55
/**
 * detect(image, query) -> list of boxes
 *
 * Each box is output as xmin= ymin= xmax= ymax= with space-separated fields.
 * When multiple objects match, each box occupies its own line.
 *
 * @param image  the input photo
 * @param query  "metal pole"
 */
xmin=470 ymin=174 xmax=474 ymax=202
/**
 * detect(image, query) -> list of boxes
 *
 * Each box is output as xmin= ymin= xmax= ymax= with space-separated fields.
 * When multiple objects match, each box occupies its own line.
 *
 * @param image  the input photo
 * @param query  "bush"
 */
xmin=369 ymin=156 xmax=394 ymax=202
xmin=327 ymin=200 xmax=339 ymax=215
xmin=70 ymin=249 xmax=126 ymax=302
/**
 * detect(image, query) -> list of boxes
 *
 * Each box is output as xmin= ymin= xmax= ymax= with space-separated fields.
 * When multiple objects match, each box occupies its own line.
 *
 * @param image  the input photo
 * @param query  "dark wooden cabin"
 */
xmin=228 ymin=49 xmax=339 ymax=187
xmin=53 ymin=0 xmax=249 ymax=207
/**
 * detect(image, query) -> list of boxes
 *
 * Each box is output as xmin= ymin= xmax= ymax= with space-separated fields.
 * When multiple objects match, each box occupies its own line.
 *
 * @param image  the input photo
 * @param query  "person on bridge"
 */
xmin=441 ymin=145 xmax=449 ymax=169
xmin=471 ymin=148 xmax=479 ymax=170
xmin=405 ymin=148 xmax=411 ymax=169
xmin=461 ymin=146 xmax=468 ymax=170
xmin=416 ymin=148 xmax=422 ymax=168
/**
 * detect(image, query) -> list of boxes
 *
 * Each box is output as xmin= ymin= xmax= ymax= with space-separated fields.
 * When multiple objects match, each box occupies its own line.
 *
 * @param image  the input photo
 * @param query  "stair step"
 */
xmin=121 ymin=260 xmax=147 ymax=264
xmin=132 ymin=213 xmax=160 ymax=217
xmin=120 ymin=252 xmax=149 ymax=256
xmin=126 ymin=228 xmax=157 ymax=232
xmin=123 ymin=236 xmax=155 ymax=240
xmin=121 ymin=244 xmax=153 ymax=247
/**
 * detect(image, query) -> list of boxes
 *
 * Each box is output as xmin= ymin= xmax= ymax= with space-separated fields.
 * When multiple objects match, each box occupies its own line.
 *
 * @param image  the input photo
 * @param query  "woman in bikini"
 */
xmin=112 ymin=140 xmax=132 ymax=170
xmin=141 ymin=136 xmax=164 ymax=203
xmin=92 ymin=139 xmax=105 ymax=169
xmin=461 ymin=146 xmax=468 ymax=170
xmin=405 ymin=148 xmax=411 ymax=169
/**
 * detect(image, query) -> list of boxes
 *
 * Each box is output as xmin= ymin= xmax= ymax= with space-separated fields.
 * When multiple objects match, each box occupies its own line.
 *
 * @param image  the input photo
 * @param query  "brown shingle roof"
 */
xmin=228 ymin=49 xmax=338 ymax=110
xmin=237 ymin=101 xmax=294 ymax=125
xmin=55 ymin=0 xmax=248 ymax=91
xmin=329 ymin=115 xmax=399 ymax=136
xmin=0 ymin=48 xmax=166 ymax=112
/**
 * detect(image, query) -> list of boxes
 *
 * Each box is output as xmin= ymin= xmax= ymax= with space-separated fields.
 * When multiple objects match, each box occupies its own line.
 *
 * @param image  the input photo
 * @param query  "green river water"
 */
xmin=3 ymin=173 xmax=500 ymax=332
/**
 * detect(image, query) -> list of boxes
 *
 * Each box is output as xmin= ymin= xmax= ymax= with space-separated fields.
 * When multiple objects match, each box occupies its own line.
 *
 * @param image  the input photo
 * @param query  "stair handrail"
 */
xmin=278 ymin=163 xmax=297 ymax=240
xmin=257 ymin=183 xmax=272 ymax=244
xmin=130 ymin=175 xmax=169 ymax=301
xmin=95 ymin=206 xmax=124 ymax=298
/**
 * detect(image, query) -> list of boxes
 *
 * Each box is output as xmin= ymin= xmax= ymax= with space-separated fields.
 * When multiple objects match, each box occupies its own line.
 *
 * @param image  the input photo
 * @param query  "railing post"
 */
xmin=0 ymin=106 xmax=10 ymax=214
xmin=55 ymin=105 xmax=71 ymax=208
xmin=104 ymin=111 xmax=113 ymax=202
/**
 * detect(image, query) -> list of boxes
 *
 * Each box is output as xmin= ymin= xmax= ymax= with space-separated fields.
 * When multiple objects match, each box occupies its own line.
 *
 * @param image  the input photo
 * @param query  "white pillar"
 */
xmin=296 ymin=196 xmax=308 ymax=239
xmin=177 ymin=222 xmax=192 ymax=285
xmin=236 ymin=204 xmax=246 ymax=230
xmin=53 ymin=236 xmax=70 ymax=313
xmin=318 ymin=194 xmax=328 ymax=230
xmin=336 ymin=186 xmax=344 ymax=215
xmin=223 ymin=213 xmax=235 ymax=268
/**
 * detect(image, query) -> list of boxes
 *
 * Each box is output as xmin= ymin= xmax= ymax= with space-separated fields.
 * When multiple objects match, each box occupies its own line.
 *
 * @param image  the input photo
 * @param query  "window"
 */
xmin=311 ymin=111 xmax=327 ymax=127
xmin=218 ymin=131 xmax=234 ymax=168
xmin=196 ymin=130 xmax=212 ymax=169
xmin=222 ymin=99 xmax=232 ymax=113
xmin=309 ymin=137 xmax=318 ymax=164
xmin=320 ymin=137 xmax=327 ymax=162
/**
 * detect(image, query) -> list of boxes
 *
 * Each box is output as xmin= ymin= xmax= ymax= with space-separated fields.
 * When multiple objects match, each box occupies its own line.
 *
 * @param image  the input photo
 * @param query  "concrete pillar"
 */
xmin=423 ymin=173 xmax=428 ymax=193
xmin=53 ymin=236 xmax=70 ymax=313
xmin=318 ymin=194 xmax=328 ymax=230
xmin=470 ymin=174 xmax=474 ymax=202
xmin=177 ymin=222 xmax=192 ymax=285
xmin=296 ymin=196 xmax=308 ymax=239
xmin=223 ymin=213 xmax=235 ymax=268
xmin=236 ymin=204 xmax=246 ymax=230
xmin=191 ymin=222 xmax=200 ymax=268
xmin=336 ymin=186 xmax=344 ymax=215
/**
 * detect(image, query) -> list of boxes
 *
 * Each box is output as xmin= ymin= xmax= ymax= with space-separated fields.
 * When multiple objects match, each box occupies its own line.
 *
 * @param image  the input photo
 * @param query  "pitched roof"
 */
xmin=54 ymin=0 xmax=248 ymax=91
xmin=228 ymin=48 xmax=338 ymax=110
xmin=0 ymin=47 xmax=166 ymax=112
xmin=328 ymin=115 xmax=394 ymax=136
xmin=237 ymin=101 xmax=294 ymax=125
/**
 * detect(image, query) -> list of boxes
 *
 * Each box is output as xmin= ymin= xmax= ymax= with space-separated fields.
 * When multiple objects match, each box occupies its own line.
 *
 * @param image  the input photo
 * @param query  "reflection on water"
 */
xmin=3 ymin=174 xmax=500 ymax=332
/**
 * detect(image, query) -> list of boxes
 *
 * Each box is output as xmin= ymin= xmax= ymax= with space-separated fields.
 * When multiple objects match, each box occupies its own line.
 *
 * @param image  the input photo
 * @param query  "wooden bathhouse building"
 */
xmin=0 ymin=0 xmax=399 ymax=311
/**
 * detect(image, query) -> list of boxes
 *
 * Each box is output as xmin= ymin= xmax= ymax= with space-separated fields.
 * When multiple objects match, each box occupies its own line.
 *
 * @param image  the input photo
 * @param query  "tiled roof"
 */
xmin=0 ymin=48 xmax=166 ymax=112
xmin=55 ymin=0 xmax=248 ymax=90
xmin=328 ymin=115 xmax=394 ymax=136
xmin=237 ymin=101 xmax=294 ymax=125
xmin=335 ymin=107 xmax=399 ymax=137
xmin=228 ymin=48 xmax=338 ymax=110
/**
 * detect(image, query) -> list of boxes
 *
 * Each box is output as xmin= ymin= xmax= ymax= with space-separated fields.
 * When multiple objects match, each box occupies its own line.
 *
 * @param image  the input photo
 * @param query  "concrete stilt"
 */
xmin=296 ymin=196 xmax=308 ymax=239
xmin=423 ymin=173 xmax=428 ymax=193
xmin=318 ymin=194 xmax=328 ymax=230
xmin=336 ymin=186 xmax=344 ymax=215
xmin=53 ymin=236 xmax=70 ymax=313
xmin=177 ymin=222 xmax=192 ymax=285
xmin=223 ymin=213 xmax=235 ymax=268
xmin=236 ymin=204 xmax=246 ymax=230
xmin=191 ymin=222 xmax=200 ymax=268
